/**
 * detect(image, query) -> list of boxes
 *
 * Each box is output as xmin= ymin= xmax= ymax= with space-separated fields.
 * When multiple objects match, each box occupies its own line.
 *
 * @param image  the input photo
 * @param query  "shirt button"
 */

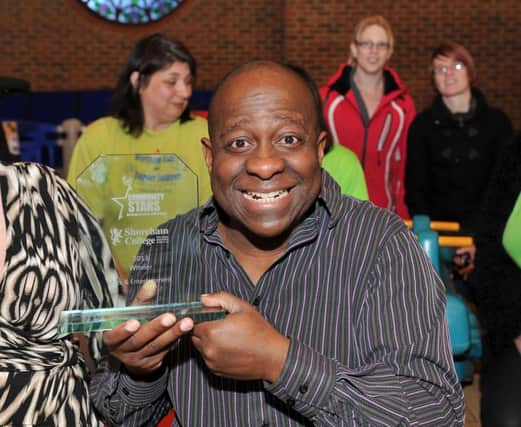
xmin=287 ymin=398 xmax=296 ymax=407
xmin=252 ymin=297 xmax=261 ymax=306
xmin=299 ymin=383 xmax=308 ymax=394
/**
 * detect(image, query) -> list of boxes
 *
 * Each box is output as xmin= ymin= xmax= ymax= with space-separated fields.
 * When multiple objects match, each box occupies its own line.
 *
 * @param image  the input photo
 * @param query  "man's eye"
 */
xmin=230 ymin=139 xmax=249 ymax=149
xmin=281 ymin=135 xmax=301 ymax=145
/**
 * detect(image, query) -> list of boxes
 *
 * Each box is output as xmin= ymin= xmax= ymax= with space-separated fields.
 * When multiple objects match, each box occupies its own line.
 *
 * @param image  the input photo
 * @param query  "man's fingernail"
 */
xmin=179 ymin=318 xmax=193 ymax=332
xmin=161 ymin=315 xmax=175 ymax=327
xmin=124 ymin=320 xmax=140 ymax=332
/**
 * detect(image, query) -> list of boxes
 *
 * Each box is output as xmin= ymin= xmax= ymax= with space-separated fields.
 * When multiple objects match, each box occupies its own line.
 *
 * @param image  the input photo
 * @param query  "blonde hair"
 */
xmin=349 ymin=16 xmax=394 ymax=63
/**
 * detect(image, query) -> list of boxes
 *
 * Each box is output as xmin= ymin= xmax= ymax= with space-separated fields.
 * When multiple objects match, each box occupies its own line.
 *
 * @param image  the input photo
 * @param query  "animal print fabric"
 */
xmin=0 ymin=163 xmax=118 ymax=426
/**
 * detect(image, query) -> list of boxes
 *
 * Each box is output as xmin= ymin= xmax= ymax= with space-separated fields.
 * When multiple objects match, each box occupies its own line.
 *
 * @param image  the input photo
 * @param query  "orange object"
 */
xmin=404 ymin=219 xmax=460 ymax=232
xmin=438 ymin=236 xmax=474 ymax=247
xmin=430 ymin=221 xmax=460 ymax=232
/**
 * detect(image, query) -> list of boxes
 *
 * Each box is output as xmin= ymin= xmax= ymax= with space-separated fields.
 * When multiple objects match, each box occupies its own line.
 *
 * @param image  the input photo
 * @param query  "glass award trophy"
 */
xmin=58 ymin=300 xmax=226 ymax=336
xmin=76 ymin=153 xmax=199 ymax=282
xmin=58 ymin=153 xmax=225 ymax=336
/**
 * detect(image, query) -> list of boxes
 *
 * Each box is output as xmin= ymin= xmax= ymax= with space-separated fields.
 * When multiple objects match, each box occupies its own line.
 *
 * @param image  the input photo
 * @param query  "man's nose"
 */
xmin=245 ymin=144 xmax=285 ymax=179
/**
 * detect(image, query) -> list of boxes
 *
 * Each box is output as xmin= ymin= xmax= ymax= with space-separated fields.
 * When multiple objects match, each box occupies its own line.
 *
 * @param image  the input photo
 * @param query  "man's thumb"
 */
xmin=131 ymin=279 xmax=157 ymax=306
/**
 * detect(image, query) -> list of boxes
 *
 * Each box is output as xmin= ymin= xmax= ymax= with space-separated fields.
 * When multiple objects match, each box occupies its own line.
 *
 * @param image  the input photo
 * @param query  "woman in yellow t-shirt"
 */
xmin=67 ymin=34 xmax=211 ymax=292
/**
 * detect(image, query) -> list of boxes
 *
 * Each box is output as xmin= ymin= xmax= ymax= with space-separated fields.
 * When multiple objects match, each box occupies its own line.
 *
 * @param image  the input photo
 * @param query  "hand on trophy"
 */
xmin=102 ymin=280 xmax=194 ymax=378
xmin=191 ymin=292 xmax=289 ymax=383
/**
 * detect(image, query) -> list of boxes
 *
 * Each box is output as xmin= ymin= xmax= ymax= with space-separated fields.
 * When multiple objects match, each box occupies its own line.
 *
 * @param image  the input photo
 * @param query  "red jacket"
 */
xmin=320 ymin=64 xmax=415 ymax=218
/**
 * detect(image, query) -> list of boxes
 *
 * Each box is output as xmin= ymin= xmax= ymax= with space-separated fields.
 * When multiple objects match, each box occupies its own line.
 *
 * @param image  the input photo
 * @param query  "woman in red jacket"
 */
xmin=320 ymin=16 xmax=415 ymax=218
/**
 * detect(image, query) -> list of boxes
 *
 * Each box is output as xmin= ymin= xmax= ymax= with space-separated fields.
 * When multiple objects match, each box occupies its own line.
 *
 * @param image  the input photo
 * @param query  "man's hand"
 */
xmin=191 ymin=292 xmax=290 ymax=383
xmin=102 ymin=280 xmax=194 ymax=377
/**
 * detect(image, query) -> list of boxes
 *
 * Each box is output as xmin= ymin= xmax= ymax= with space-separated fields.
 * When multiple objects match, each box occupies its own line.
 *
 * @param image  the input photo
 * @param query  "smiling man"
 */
xmin=90 ymin=61 xmax=464 ymax=426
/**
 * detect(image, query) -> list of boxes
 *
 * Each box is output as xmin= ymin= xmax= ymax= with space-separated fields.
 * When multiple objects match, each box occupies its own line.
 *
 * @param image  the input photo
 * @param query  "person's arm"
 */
xmin=66 ymin=119 xmax=113 ymax=233
xmin=395 ymin=94 xmax=416 ymax=219
xmin=490 ymin=109 xmax=513 ymax=168
xmin=66 ymin=119 xmax=105 ymax=189
xmin=322 ymin=144 xmax=368 ymax=200
xmin=89 ymin=333 xmax=174 ymax=427
xmin=89 ymin=283 xmax=191 ymax=426
xmin=75 ymin=193 xmax=120 ymax=363
xmin=266 ymin=229 xmax=461 ymax=424
xmin=405 ymin=115 xmax=431 ymax=217
xmin=89 ymin=234 xmax=194 ymax=426
xmin=264 ymin=228 xmax=464 ymax=425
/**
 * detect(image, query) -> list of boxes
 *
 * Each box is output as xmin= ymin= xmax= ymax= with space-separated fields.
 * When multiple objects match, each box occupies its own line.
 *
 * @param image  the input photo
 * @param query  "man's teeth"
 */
xmin=243 ymin=190 xmax=289 ymax=201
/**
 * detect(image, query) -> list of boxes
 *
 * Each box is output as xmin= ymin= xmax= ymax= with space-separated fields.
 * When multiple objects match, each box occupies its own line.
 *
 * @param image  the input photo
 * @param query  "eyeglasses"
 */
xmin=433 ymin=62 xmax=465 ymax=75
xmin=355 ymin=40 xmax=390 ymax=51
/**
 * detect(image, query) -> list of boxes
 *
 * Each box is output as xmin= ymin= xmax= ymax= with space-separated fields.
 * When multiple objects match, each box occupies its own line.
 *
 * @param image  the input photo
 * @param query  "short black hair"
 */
xmin=208 ymin=60 xmax=330 ymax=150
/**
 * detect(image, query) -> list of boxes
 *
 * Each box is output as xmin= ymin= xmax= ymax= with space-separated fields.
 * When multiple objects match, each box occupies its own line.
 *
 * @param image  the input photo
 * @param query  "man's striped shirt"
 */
xmin=90 ymin=172 xmax=464 ymax=426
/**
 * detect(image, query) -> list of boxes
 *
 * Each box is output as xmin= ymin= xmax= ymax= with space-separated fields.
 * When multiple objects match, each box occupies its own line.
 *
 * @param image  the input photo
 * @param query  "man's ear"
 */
xmin=201 ymin=137 xmax=213 ymax=174
xmin=317 ymin=131 xmax=328 ymax=165
xmin=130 ymin=71 xmax=140 ymax=90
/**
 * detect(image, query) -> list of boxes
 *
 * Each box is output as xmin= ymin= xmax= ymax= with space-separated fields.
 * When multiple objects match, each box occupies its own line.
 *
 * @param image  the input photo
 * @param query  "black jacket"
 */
xmin=405 ymin=88 xmax=512 ymax=232
xmin=473 ymin=133 xmax=521 ymax=355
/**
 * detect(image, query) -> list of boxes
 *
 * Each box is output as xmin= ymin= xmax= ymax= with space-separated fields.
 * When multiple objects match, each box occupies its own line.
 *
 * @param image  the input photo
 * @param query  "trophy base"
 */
xmin=58 ymin=302 xmax=226 ymax=336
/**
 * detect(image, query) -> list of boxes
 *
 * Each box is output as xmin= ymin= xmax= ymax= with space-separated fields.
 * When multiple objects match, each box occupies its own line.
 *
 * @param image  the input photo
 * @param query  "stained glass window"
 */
xmin=80 ymin=0 xmax=184 ymax=25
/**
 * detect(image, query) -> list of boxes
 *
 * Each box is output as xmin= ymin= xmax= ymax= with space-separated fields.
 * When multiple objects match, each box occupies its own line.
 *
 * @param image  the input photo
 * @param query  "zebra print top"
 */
xmin=0 ymin=162 xmax=118 ymax=426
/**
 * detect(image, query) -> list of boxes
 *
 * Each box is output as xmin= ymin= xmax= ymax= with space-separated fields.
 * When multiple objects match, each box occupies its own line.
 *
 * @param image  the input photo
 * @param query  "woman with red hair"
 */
xmin=405 ymin=41 xmax=512 ymax=288
xmin=406 ymin=41 xmax=512 ymax=233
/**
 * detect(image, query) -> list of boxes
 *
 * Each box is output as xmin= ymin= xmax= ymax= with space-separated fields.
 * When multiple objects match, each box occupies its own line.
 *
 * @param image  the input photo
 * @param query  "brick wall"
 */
xmin=285 ymin=0 xmax=521 ymax=129
xmin=0 ymin=0 xmax=284 ymax=90
xmin=1 ymin=0 xmax=520 ymax=127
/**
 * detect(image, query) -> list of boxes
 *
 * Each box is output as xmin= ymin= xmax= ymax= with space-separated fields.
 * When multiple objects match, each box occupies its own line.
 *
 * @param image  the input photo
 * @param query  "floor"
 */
xmin=464 ymin=374 xmax=481 ymax=426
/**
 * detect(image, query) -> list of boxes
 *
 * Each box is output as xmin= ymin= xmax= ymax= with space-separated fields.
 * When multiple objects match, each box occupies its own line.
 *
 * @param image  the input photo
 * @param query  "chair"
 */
xmin=408 ymin=215 xmax=482 ymax=383
xmin=57 ymin=118 xmax=84 ymax=178
xmin=17 ymin=120 xmax=62 ymax=168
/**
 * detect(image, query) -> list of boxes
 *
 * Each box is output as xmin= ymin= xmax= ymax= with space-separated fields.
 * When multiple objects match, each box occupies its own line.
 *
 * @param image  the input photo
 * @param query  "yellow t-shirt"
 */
xmin=67 ymin=116 xmax=212 ymax=278
xmin=322 ymin=144 xmax=368 ymax=200
xmin=67 ymin=116 xmax=211 ymax=203
xmin=503 ymin=192 xmax=521 ymax=268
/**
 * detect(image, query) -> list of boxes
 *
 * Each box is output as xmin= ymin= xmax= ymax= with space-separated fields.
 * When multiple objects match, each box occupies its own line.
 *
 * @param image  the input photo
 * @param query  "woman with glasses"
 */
xmin=320 ymin=15 xmax=415 ymax=219
xmin=405 ymin=41 xmax=512 ymax=284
